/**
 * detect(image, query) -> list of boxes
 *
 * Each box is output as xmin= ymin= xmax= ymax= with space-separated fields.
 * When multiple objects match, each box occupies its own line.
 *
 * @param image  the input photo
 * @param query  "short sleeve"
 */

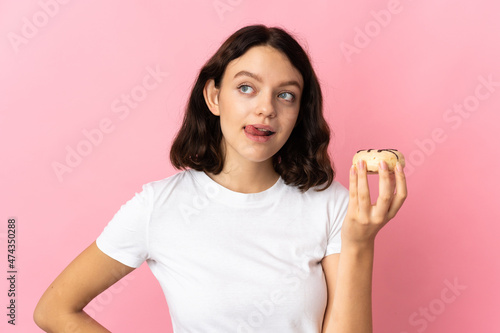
xmin=96 ymin=183 xmax=153 ymax=268
xmin=325 ymin=182 xmax=350 ymax=256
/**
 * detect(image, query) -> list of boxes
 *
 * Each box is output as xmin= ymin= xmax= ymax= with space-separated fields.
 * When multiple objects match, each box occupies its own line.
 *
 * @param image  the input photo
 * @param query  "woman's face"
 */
xmin=207 ymin=45 xmax=303 ymax=167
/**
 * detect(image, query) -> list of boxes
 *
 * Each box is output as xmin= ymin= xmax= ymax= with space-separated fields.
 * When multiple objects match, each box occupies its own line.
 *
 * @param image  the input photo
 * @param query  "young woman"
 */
xmin=34 ymin=25 xmax=407 ymax=332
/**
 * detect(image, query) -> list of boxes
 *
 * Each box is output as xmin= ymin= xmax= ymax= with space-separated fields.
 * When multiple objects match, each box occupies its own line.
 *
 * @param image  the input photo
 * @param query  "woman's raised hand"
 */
xmin=342 ymin=159 xmax=407 ymax=246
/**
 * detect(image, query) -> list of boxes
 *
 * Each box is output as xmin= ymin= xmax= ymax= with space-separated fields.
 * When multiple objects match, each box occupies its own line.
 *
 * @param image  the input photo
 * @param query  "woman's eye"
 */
xmin=238 ymin=85 xmax=254 ymax=94
xmin=278 ymin=92 xmax=295 ymax=102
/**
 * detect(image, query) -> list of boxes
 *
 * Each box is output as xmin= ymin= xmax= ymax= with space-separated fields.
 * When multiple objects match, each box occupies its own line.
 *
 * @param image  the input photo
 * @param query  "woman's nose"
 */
xmin=256 ymin=92 xmax=276 ymax=118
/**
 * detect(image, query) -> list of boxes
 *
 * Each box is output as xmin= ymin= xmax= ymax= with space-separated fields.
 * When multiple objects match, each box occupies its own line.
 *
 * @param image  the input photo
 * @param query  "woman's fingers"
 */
xmin=347 ymin=164 xmax=358 ymax=215
xmin=347 ymin=160 xmax=407 ymax=222
xmin=387 ymin=162 xmax=408 ymax=219
xmin=376 ymin=161 xmax=394 ymax=214
xmin=356 ymin=160 xmax=371 ymax=216
xmin=344 ymin=160 xmax=407 ymax=244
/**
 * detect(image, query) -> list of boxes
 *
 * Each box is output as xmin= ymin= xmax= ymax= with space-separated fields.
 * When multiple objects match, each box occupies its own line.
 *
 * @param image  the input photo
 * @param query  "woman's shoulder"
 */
xmin=281 ymin=178 xmax=349 ymax=210
xmin=144 ymin=169 xmax=195 ymax=192
xmin=296 ymin=179 xmax=349 ymax=199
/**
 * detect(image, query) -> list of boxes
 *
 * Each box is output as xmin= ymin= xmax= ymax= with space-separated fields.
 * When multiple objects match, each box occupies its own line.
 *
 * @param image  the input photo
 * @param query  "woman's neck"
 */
xmin=205 ymin=161 xmax=279 ymax=194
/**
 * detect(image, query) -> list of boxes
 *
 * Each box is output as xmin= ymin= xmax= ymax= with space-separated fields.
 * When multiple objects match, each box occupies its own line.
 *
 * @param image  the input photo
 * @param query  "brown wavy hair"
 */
xmin=170 ymin=24 xmax=334 ymax=192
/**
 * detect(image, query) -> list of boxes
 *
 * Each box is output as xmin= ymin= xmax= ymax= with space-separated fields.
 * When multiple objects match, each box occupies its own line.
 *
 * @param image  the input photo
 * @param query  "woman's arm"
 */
xmin=322 ymin=160 xmax=407 ymax=333
xmin=322 ymin=241 xmax=375 ymax=332
xmin=34 ymin=241 xmax=135 ymax=332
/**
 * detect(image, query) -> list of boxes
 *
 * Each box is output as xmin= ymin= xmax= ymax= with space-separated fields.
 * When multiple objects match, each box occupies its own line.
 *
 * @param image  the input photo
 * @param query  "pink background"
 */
xmin=1 ymin=0 xmax=499 ymax=332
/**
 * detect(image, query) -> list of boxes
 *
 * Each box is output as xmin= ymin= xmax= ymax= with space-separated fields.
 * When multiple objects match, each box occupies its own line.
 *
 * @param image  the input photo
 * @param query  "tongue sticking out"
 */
xmin=245 ymin=125 xmax=273 ymax=136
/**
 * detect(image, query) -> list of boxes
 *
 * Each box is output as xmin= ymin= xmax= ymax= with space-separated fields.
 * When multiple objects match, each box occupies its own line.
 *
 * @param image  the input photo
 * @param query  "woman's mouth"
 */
xmin=244 ymin=125 xmax=276 ymax=142
xmin=244 ymin=125 xmax=275 ymax=136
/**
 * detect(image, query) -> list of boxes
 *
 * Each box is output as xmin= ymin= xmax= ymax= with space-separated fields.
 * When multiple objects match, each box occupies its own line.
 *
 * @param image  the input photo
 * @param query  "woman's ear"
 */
xmin=203 ymin=79 xmax=220 ymax=116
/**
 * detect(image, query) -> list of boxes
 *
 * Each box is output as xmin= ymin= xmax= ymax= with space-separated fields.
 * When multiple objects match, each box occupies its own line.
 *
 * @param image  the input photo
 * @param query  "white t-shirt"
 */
xmin=96 ymin=168 xmax=349 ymax=333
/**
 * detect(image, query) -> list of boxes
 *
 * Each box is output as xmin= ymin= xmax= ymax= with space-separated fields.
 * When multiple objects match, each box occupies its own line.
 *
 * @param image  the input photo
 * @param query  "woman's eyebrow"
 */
xmin=233 ymin=70 xmax=302 ymax=89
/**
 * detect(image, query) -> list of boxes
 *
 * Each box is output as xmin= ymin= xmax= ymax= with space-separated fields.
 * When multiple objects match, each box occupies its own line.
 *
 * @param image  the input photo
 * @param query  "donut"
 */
xmin=352 ymin=149 xmax=405 ymax=173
